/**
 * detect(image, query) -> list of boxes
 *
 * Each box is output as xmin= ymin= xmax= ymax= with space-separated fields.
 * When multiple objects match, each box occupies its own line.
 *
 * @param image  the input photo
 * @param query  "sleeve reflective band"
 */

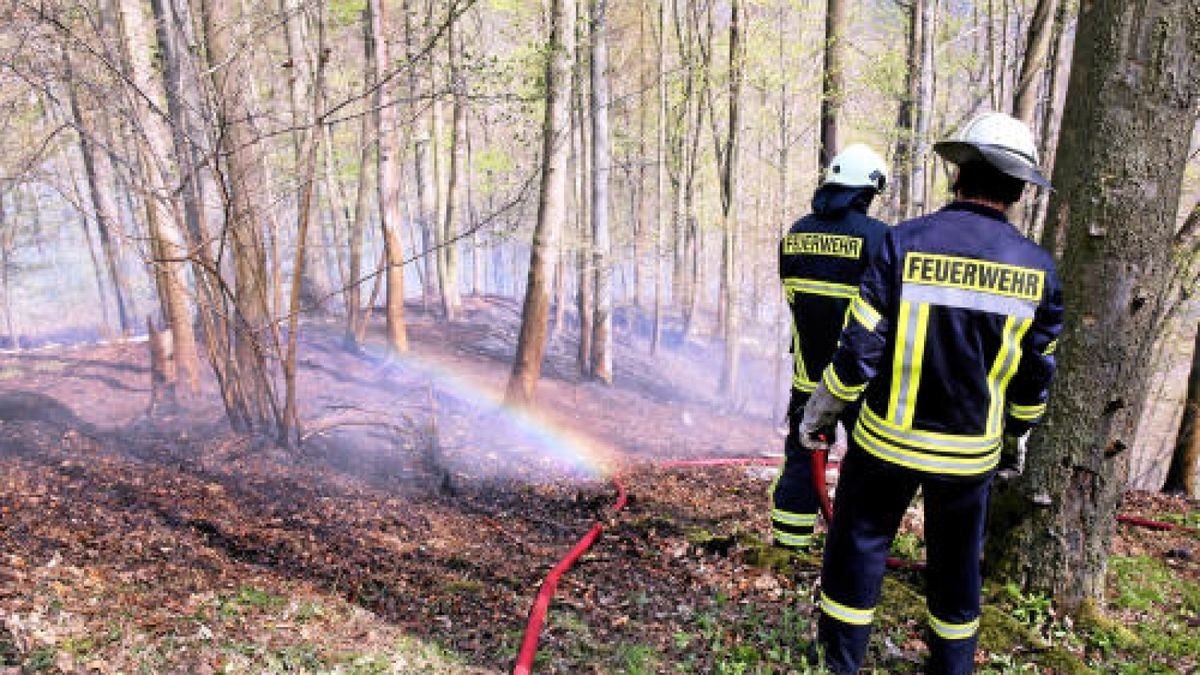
xmin=1008 ymin=401 xmax=1046 ymax=421
xmin=1042 ymin=339 xmax=1057 ymax=356
xmin=848 ymin=296 xmax=882 ymax=331
xmin=822 ymin=365 xmax=866 ymax=402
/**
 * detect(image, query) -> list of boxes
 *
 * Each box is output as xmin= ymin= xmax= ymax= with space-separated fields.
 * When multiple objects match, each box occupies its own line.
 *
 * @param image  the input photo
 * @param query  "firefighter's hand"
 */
xmin=797 ymin=419 xmax=834 ymax=451
xmin=997 ymin=432 xmax=1030 ymax=481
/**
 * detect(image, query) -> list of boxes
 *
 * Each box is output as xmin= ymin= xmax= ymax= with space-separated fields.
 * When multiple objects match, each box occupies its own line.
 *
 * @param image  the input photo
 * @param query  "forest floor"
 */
xmin=0 ymin=296 xmax=1197 ymax=674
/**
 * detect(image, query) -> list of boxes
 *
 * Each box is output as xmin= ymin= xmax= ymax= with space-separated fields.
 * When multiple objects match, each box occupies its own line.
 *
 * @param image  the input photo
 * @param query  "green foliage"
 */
xmin=614 ymin=642 xmax=660 ymax=674
xmin=328 ymin=0 xmax=366 ymax=28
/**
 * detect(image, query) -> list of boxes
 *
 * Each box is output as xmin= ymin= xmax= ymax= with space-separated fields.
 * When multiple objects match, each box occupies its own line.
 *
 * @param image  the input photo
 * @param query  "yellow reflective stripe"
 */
xmin=1043 ymin=339 xmax=1057 ymax=356
xmin=1008 ymin=402 xmax=1046 ymax=421
xmin=771 ymin=509 xmax=817 ymax=527
xmin=889 ymin=301 xmax=930 ymax=426
xmin=888 ymin=301 xmax=912 ymax=421
xmin=792 ymin=376 xmax=817 ymax=393
xmin=928 ymin=613 xmax=980 ymax=640
xmin=986 ymin=317 xmax=1032 ymax=436
xmin=901 ymin=303 xmax=931 ymax=428
xmin=823 ymin=366 xmax=865 ymax=402
xmin=853 ymin=423 xmax=1000 ymax=476
xmin=820 ymin=591 xmax=874 ymax=626
xmin=774 ymin=531 xmax=813 ymax=548
xmin=783 ymin=277 xmax=859 ymax=299
xmin=791 ymin=322 xmax=815 ymax=392
xmin=849 ymin=296 xmax=881 ymax=331
xmin=860 ymin=405 xmax=999 ymax=452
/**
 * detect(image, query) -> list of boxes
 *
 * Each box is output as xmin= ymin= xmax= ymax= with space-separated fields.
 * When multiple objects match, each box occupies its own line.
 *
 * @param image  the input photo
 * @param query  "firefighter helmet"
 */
xmin=933 ymin=112 xmax=1051 ymax=188
xmin=825 ymin=144 xmax=889 ymax=192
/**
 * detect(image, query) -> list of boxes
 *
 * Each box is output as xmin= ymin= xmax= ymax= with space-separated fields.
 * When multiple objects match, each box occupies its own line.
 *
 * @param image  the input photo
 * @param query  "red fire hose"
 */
xmin=1117 ymin=514 xmax=1200 ymax=535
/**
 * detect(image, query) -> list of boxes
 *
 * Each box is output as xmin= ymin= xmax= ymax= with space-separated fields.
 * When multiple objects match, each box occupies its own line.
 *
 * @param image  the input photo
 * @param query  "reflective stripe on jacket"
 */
xmin=780 ymin=186 xmax=888 ymax=394
xmin=820 ymin=201 xmax=1064 ymax=476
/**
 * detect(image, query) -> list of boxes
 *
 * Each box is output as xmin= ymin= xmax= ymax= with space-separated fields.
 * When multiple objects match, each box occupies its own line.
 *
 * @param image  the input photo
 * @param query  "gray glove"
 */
xmin=997 ymin=432 xmax=1030 ymax=480
xmin=798 ymin=381 xmax=847 ymax=451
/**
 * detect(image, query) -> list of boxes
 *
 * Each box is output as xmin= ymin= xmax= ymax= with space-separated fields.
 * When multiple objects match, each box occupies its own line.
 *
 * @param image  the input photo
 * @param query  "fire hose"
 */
xmin=511 ymin=453 xmax=1196 ymax=673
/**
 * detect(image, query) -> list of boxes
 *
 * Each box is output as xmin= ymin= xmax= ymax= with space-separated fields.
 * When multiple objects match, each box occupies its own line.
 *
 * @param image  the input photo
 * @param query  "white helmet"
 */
xmin=933 ymin=112 xmax=1051 ymax=188
xmin=825 ymin=143 xmax=888 ymax=192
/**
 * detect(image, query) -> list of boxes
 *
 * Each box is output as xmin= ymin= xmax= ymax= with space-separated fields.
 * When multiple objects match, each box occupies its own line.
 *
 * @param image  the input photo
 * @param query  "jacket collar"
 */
xmin=942 ymin=200 xmax=1010 ymax=223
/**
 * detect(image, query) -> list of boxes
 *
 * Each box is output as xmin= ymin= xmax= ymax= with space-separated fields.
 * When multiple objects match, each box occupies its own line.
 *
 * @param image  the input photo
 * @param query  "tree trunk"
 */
xmin=281 ymin=4 xmax=326 ymax=446
xmin=891 ymin=0 xmax=923 ymax=220
xmin=987 ymin=0 xmax=1200 ymax=614
xmin=505 ymin=0 xmax=576 ymax=405
xmin=368 ymin=0 xmax=409 ymax=354
xmin=196 ymin=0 xmax=281 ymax=434
xmin=912 ymin=0 xmax=935 ymax=215
xmin=441 ymin=17 xmax=465 ymax=322
xmin=1164 ymin=324 xmax=1200 ymax=497
xmin=589 ymin=0 xmax=613 ymax=384
xmin=818 ymin=0 xmax=847 ymax=171
xmin=1034 ymin=0 xmax=1076 ymax=251
xmin=717 ymin=0 xmax=742 ymax=397
xmin=117 ymin=0 xmax=203 ymax=392
xmin=65 ymin=55 xmax=134 ymax=335
xmin=1012 ymin=0 xmax=1060 ymax=124
xmin=651 ymin=0 xmax=667 ymax=355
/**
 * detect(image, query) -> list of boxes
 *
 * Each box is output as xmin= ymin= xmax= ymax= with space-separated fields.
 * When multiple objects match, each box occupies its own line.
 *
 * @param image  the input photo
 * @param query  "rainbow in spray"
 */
xmin=312 ymin=323 xmax=621 ymax=480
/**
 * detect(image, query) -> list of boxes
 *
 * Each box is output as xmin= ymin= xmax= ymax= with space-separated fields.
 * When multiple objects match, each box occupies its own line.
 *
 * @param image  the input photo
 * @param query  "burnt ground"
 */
xmin=0 ymin=297 xmax=1196 ymax=673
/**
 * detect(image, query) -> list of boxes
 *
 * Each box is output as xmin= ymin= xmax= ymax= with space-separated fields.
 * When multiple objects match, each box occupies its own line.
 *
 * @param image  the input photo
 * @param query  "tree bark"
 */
xmin=505 ymin=0 xmax=576 ymax=405
xmin=651 ymin=0 xmax=667 ymax=355
xmin=987 ymin=0 xmax=1200 ymax=614
xmin=441 ymin=16 xmax=465 ymax=322
xmin=717 ymin=0 xmax=742 ymax=397
xmin=1164 ymin=324 xmax=1200 ymax=497
xmin=196 ymin=0 xmax=281 ymax=434
xmin=912 ymin=0 xmax=935 ymax=215
xmin=589 ymin=0 xmax=613 ymax=384
xmin=117 ymin=0 xmax=203 ymax=392
xmin=1013 ymin=0 xmax=1060 ymax=125
xmin=818 ymin=0 xmax=847 ymax=171
xmin=367 ymin=0 xmax=410 ymax=354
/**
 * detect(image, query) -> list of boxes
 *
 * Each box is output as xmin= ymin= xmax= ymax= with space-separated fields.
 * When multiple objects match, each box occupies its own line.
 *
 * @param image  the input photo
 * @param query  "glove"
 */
xmin=997 ymin=432 xmax=1029 ymax=481
xmin=798 ymin=381 xmax=846 ymax=451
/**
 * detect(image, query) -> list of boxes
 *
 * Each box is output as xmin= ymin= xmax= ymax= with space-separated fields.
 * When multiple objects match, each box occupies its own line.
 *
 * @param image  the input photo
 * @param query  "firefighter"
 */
xmin=771 ymin=144 xmax=889 ymax=552
xmin=798 ymin=112 xmax=1064 ymax=674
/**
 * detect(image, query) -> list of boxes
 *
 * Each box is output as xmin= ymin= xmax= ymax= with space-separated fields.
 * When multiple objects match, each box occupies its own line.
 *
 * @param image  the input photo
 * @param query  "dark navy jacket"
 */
xmin=819 ymin=202 xmax=1064 ymax=476
xmin=780 ymin=186 xmax=888 ymax=395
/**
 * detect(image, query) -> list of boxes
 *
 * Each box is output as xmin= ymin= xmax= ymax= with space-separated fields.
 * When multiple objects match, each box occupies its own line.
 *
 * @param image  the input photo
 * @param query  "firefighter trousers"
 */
xmin=816 ymin=443 xmax=992 ymax=674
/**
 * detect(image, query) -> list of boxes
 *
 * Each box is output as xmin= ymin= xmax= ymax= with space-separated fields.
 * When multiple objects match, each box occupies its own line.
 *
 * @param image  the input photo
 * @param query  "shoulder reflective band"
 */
xmin=783 ymin=233 xmax=863 ymax=259
xmin=928 ymin=613 xmax=980 ymax=640
xmin=819 ymin=591 xmax=875 ymax=626
xmin=902 ymin=253 xmax=1043 ymax=318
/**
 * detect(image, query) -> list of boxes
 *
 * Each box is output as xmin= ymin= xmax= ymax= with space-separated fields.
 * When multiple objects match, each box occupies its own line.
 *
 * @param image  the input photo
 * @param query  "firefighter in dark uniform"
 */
xmin=771 ymin=144 xmax=890 ymax=551
xmin=798 ymin=112 xmax=1065 ymax=673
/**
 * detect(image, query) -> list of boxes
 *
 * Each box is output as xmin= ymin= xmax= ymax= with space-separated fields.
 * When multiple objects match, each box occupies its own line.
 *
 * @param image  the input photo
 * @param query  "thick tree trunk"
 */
xmin=589 ymin=0 xmax=613 ymax=384
xmin=196 ymin=0 xmax=281 ymax=434
xmin=1164 ymin=325 xmax=1200 ymax=497
xmin=818 ymin=0 xmax=846 ymax=171
xmin=987 ymin=0 xmax=1200 ymax=614
xmin=367 ymin=0 xmax=409 ymax=354
xmin=505 ymin=0 xmax=576 ymax=405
